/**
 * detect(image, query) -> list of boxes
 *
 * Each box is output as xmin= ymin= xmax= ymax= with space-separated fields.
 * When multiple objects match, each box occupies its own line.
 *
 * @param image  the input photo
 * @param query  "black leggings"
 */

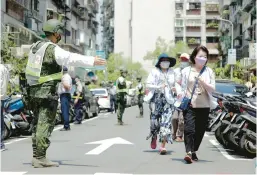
xmin=183 ymin=107 xmax=210 ymax=153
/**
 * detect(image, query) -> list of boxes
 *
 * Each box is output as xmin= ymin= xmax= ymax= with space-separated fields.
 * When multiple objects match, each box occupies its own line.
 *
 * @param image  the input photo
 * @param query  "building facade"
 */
xmin=219 ymin=0 xmax=256 ymax=68
xmin=174 ymin=0 xmax=220 ymax=61
xmin=1 ymin=0 xmax=99 ymax=55
xmin=101 ymin=0 xmax=114 ymax=56
xmin=1 ymin=0 xmax=43 ymax=47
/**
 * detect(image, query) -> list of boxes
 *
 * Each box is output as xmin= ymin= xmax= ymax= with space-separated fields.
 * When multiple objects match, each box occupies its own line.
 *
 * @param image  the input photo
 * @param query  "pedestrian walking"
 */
xmin=26 ymin=19 xmax=106 ymax=168
xmin=136 ymin=76 xmax=144 ymax=118
xmin=58 ymin=66 xmax=72 ymax=131
xmin=0 ymin=62 xmax=10 ymax=151
xmin=179 ymin=45 xmax=216 ymax=163
xmin=172 ymin=53 xmax=190 ymax=142
xmin=144 ymin=53 xmax=178 ymax=155
xmin=116 ymin=68 xmax=128 ymax=125
xmin=109 ymin=81 xmax=117 ymax=113
xmin=73 ymin=76 xmax=84 ymax=124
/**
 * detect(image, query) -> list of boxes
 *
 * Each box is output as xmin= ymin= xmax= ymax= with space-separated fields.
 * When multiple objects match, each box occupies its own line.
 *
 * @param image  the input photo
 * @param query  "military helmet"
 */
xmin=42 ymin=19 xmax=64 ymax=35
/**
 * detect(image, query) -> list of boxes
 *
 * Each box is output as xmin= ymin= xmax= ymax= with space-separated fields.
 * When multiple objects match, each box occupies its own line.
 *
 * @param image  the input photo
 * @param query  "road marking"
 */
xmin=95 ymin=173 xmax=133 ymax=175
xmin=209 ymin=139 xmax=253 ymax=161
xmin=0 ymin=172 xmax=27 ymax=175
xmin=4 ymin=113 xmax=110 ymax=145
xmin=85 ymin=137 xmax=133 ymax=155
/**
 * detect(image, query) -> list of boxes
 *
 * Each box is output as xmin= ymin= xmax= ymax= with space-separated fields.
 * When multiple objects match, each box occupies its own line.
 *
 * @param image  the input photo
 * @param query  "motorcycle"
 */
xmin=210 ymin=91 xmax=256 ymax=158
xmin=3 ymin=92 xmax=34 ymax=136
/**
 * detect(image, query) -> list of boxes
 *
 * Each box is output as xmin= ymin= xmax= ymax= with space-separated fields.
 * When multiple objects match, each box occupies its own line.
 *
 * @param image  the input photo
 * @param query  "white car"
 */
xmin=90 ymin=88 xmax=111 ymax=112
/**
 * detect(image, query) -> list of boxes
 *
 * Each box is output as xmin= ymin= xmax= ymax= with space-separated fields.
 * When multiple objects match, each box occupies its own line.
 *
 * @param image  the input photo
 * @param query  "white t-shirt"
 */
xmin=58 ymin=73 xmax=72 ymax=95
xmin=0 ymin=64 xmax=10 ymax=99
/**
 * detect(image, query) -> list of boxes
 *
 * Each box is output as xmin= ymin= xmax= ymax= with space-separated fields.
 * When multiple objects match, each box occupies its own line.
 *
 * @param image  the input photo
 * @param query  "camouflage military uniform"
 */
xmin=28 ymin=42 xmax=61 ymax=167
xmin=136 ymin=77 xmax=144 ymax=118
xmin=116 ymin=69 xmax=128 ymax=125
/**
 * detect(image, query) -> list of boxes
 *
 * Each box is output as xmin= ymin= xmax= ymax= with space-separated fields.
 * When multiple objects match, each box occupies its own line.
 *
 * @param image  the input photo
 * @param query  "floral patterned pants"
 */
xmin=149 ymin=92 xmax=174 ymax=143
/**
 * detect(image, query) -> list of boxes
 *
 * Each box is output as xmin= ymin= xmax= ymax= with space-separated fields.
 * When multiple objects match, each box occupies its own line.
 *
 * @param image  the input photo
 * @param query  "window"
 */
xmin=188 ymin=2 xmax=201 ymax=9
xmin=207 ymin=37 xmax=219 ymax=43
xmin=72 ymin=28 xmax=76 ymax=42
xmin=32 ymin=0 xmax=39 ymax=11
xmin=175 ymin=3 xmax=183 ymax=10
xmin=175 ymin=19 xmax=183 ymax=27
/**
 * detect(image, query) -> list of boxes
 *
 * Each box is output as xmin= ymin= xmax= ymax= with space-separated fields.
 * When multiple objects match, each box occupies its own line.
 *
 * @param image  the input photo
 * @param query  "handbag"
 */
xmin=177 ymin=66 xmax=206 ymax=111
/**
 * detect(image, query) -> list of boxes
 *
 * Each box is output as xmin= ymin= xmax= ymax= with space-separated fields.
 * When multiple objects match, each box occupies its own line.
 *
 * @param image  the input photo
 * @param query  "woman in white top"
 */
xmin=179 ymin=45 xmax=216 ymax=163
xmin=145 ymin=53 xmax=179 ymax=155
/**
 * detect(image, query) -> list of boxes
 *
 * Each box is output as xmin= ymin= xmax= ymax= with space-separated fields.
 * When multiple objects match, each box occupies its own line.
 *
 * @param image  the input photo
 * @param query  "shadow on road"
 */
xmin=171 ymin=158 xmax=214 ymax=164
xmin=143 ymin=150 xmax=174 ymax=155
xmin=23 ymin=160 xmax=99 ymax=167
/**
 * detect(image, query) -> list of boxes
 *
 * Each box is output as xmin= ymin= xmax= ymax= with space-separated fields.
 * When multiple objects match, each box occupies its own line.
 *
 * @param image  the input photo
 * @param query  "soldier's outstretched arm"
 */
xmin=54 ymin=45 xmax=106 ymax=67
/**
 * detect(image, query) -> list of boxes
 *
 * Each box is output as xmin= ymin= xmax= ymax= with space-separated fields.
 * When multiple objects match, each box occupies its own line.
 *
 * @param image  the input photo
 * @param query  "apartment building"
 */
xmin=41 ymin=0 xmax=99 ymax=54
xmin=1 ymin=0 xmax=43 ymax=47
xmin=101 ymin=0 xmax=114 ymax=56
xmin=96 ymin=0 xmax=103 ymax=50
xmin=219 ymin=0 xmax=256 ymax=67
xmin=1 ymin=0 xmax=99 ymax=55
xmin=174 ymin=0 xmax=220 ymax=61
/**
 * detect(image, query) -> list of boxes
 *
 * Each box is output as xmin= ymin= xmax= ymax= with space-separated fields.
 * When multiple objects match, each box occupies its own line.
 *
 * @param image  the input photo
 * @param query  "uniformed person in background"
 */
xmin=116 ymin=68 xmax=128 ymax=125
xmin=73 ymin=76 xmax=83 ymax=124
xmin=26 ymin=18 xmax=106 ymax=168
xmin=136 ymin=76 xmax=144 ymax=118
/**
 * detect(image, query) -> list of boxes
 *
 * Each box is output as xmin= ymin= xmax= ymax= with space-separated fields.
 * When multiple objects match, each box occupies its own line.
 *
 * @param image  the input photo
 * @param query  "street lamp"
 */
xmin=215 ymin=17 xmax=234 ymax=80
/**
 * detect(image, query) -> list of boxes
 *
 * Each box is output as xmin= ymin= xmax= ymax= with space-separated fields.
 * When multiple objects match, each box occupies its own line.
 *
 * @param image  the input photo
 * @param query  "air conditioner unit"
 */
xmin=175 ymin=27 xmax=182 ymax=32
xmin=75 ymin=39 xmax=80 ymax=46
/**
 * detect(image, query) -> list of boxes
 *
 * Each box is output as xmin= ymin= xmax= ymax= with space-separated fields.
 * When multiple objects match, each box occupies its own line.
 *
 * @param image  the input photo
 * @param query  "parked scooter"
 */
xmin=3 ymin=92 xmax=33 ymax=136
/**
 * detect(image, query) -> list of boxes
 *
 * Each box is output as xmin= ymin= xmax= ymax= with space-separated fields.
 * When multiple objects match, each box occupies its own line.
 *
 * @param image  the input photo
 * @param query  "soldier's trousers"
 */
xmin=138 ymin=94 xmax=144 ymax=116
xmin=31 ymin=98 xmax=58 ymax=159
xmin=117 ymin=92 xmax=126 ymax=122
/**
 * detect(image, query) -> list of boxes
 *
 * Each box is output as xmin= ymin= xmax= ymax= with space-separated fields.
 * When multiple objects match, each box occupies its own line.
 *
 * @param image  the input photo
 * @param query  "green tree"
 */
xmin=1 ymin=36 xmax=28 ymax=78
xmin=143 ymin=37 xmax=190 ymax=67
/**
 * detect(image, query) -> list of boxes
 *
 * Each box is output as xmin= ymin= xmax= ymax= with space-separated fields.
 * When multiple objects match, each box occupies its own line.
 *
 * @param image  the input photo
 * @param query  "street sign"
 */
xmin=85 ymin=137 xmax=133 ymax=155
xmin=96 ymin=50 xmax=106 ymax=59
xmin=227 ymin=49 xmax=236 ymax=65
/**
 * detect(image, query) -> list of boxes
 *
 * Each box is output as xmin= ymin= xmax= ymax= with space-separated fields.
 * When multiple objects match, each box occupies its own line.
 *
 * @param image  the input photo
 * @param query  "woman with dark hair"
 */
xmin=179 ymin=45 xmax=216 ymax=163
xmin=144 ymin=53 xmax=180 ymax=155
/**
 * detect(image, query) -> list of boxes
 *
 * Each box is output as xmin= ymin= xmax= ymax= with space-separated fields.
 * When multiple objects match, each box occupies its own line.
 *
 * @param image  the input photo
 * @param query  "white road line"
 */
xmin=95 ymin=173 xmax=133 ymax=175
xmin=204 ymin=133 xmax=209 ymax=137
xmin=4 ymin=113 xmax=110 ymax=145
xmin=209 ymin=139 xmax=253 ymax=161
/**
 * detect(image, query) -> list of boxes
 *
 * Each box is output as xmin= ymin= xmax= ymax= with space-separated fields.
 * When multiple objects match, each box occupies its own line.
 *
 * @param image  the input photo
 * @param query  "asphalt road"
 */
xmin=1 ymin=105 xmax=256 ymax=174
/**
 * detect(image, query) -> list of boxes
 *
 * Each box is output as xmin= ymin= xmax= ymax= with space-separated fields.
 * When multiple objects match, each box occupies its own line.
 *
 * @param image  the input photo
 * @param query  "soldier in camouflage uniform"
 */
xmin=136 ymin=76 xmax=144 ymax=118
xmin=116 ymin=68 xmax=128 ymax=125
xmin=26 ymin=19 xmax=106 ymax=168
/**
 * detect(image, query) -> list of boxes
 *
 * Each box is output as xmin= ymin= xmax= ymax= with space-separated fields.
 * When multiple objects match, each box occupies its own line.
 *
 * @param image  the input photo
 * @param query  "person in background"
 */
xmin=179 ymin=45 xmax=216 ymax=164
xmin=109 ymin=81 xmax=117 ymax=113
xmin=58 ymin=66 xmax=72 ymax=131
xmin=73 ymin=76 xmax=83 ymax=124
xmin=144 ymin=53 xmax=178 ymax=155
xmin=172 ymin=53 xmax=190 ymax=142
xmin=136 ymin=76 xmax=144 ymax=118
xmin=0 ymin=62 xmax=10 ymax=151
xmin=116 ymin=68 xmax=128 ymax=125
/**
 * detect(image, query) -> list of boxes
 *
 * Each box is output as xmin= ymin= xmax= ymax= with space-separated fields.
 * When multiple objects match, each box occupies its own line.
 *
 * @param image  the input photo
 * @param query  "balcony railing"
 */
xmin=206 ymin=4 xmax=219 ymax=12
xmin=186 ymin=9 xmax=201 ymax=15
xmin=72 ymin=6 xmax=82 ymax=16
xmin=187 ymin=38 xmax=201 ymax=45
xmin=31 ymin=10 xmax=43 ymax=22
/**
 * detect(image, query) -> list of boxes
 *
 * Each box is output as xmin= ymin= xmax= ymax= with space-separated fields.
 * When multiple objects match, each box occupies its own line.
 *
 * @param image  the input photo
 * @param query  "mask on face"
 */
xmin=55 ymin=34 xmax=61 ymax=43
xmin=160 ymin=61 xmax=170 ymax=69
xmin=195 ymin=56 xmax=207 ymax=66
xmin=180 ymin=62 xmax=190 ymax=69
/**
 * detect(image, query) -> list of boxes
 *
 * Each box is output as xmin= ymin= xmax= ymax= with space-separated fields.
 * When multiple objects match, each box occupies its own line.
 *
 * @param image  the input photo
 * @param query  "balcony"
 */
xmin=7 ymin=0 xmax=27 ymax=9
xmin=186 ymin=19 xmax=202 ymax=27
xmin=206 ymin=4 xmax=219 ymax=12
xmin=175 ymin=29 xmax=183 ymax=37
xmin=242 ymin=0 xmax=254 ymax=12
xmin=206 ymin=22 xmax=219 ymax=29
xmin=186 ymin=9 xmax=201 ymax=15
xmin=187 ymin=37 xmax=201 ymax=45
xmin=186 ymin=31 xmax=200 ymax=37
xmin=175 ymin=10 xmax=183 ymax=17
xmin=72 ymin=6 xmax=83 ymax=16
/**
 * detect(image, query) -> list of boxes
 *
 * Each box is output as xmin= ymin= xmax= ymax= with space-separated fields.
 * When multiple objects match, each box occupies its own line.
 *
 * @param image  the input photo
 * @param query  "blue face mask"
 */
xmin=180 ymin=62 xmax=190 ymax=69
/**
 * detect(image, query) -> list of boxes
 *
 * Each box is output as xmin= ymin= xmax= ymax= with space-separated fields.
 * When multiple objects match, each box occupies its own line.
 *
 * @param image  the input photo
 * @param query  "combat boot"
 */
xmin=33 ymin=157 xmax=59 ymax=168
xmin=117 ymin=120 xmax=123 ymax=125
